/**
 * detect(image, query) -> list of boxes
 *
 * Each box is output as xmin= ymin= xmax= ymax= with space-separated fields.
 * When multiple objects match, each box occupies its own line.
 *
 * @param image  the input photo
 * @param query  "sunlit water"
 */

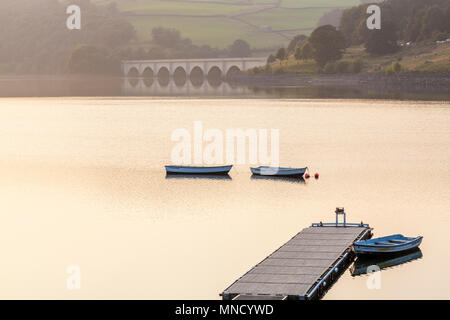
xmin=0 ymin=98 xmax=449 ymax=299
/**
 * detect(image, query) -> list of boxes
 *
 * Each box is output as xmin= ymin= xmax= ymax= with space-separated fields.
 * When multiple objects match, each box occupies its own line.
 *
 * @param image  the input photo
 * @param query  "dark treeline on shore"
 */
xmin=262 ymin=0 xmax=450 ymax=75
xmin=0 ymin=0 xmax=252 ymax=76
xmin=341 ymin=0 xmax=450 ymax=46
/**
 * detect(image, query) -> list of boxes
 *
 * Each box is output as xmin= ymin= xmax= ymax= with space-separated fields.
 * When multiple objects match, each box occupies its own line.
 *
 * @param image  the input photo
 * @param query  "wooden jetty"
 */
xmin=221 ymin=208 xmax=372 ymax=300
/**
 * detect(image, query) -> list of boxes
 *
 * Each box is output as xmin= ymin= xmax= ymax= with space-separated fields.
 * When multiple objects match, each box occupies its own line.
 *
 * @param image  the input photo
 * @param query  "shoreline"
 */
xmin=0 ymin=72 xmax=449 ymax=99
xmin=230 ymin=72 xmax=450 ymax=93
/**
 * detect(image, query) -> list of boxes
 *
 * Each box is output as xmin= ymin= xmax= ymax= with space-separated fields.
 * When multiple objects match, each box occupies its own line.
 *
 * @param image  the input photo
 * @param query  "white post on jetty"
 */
xmin=335 ymin=207 xmax=346 ymax=226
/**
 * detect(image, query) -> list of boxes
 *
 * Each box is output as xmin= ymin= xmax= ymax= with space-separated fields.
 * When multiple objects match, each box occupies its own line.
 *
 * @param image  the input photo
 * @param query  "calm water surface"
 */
xmin=0 ymin=98 xmax=449 ymax=299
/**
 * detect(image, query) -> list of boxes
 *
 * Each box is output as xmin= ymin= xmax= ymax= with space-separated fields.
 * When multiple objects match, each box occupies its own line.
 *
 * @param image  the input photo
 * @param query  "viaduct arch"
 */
xmin=122 ymin=57 xmax=267 ymax=78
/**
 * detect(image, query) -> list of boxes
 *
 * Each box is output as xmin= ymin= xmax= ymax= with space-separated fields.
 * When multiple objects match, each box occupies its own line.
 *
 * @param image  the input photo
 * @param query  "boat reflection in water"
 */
xmin=350 ymin=248 xmax=423 ymax=276
xmin=250 ymin=175 xmax=306 ymax=184
xmin=165 ymin=173 xmax=232 ymax=180
xmin=123 ymin=76 xmax=252 ymax=97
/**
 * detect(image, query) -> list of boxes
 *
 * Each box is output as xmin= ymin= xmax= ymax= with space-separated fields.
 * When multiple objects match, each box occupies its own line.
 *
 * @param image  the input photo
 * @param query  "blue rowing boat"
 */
xmin=353 ymin=234 xmax=423 ymax=255
xmin=250 ymin=166 xmax=307 ymax=177
xmin=165 ymin=165 xmax=232 ymax=175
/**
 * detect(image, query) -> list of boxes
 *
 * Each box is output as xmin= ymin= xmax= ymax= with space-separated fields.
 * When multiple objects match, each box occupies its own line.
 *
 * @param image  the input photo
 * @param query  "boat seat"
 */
xmin=375 ymin=241 xmax=395 ymax=245
xmin=388 ymin=239 xmax=409 ymax=243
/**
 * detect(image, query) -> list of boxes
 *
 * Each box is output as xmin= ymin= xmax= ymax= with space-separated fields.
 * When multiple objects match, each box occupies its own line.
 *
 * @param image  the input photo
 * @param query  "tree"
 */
xmin=152 ymin=27 xmax=183 ymax=48
xmin=267 ymin=54 xmax=276 ymax=64
xmin=419 ymin=5 xmax=446 ymax=40
xmin=384 ymin=61 xmax=402 ymax=75
xmin=308 ymin=25 xmax=346 ymax=67
xmin=287 ymin=35 xmax=307 ymax=54
xmin=275 ymin=47 xmax=286 ymax=61
xmin=404 ymin=14 xmax=423 ymax=42
xmin=68 ymin=45 xmax=120 ymax=75
xmin=446 ymin=7 xmax=450 ymax=34
xmin=392 ymin=61 xmax=402 ymax=73
xmin=364 ymin=21 xmax=399 ymax=55
xmin=294 ymin=46 xmax=302 ymax=60
xmin=294 ymin=42 xmax=313 ymax=60
xmin=228 ymin=39 xmax=252 ymax=57
xmin=339 ymin=6 xmax=366 ymax=46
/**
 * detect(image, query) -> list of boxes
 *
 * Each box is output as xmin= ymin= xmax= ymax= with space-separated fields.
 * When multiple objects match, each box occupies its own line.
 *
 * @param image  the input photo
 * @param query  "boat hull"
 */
xmin=165 ymin=173 xmax=231 ymax=180
xmin=353 ymin=234 xmax=423 ymax=255
xmin=165 ymin=165 xmax=232 ymax=175
xmin=250 ymin=166 xmax=307 ymax=177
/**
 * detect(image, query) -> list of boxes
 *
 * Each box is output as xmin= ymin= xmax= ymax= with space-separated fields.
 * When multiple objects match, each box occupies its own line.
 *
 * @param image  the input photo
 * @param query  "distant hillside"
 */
xmin=254 ymin=0 xmax=450 ymax=76
xmin=91 ymin=0 xmax=361 ymax=49
xmin=0 ymin=0 xmax=135 ymax=74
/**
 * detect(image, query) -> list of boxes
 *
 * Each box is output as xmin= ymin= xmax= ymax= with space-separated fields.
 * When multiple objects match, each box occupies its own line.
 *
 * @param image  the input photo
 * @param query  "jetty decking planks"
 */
xmin=221 ymin=225 xmax=371 ymax=300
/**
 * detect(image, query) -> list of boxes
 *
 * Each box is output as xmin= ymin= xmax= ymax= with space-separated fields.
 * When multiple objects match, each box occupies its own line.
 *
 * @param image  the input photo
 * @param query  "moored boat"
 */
xmin=353 ymin=234 xmax=423 ymax=255
xmin=165 ymin=165 xmax=232 ymax=175
xmin=250 ymin=166 xmax=307 ymax=177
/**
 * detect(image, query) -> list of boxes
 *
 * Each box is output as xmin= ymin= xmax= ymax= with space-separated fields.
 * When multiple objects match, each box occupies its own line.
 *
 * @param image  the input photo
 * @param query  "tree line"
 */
xmin=265 ymin=0 xmax=450 ymax=73
xmin=266 ymin=25 xmax=348 ymax=68
xmin=121 ymin=28 xmax=252 ymax=61
xmin=341 ymin=0 xmax=450 ymax=47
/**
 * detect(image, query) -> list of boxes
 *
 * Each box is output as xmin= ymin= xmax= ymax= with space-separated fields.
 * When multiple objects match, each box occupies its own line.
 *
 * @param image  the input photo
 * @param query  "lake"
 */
xmin=0 ymin=96 xmax=449 ymax=299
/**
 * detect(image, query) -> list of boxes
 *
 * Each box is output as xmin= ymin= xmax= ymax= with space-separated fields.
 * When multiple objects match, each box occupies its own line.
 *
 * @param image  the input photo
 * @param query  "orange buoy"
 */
xmin=314 ymin=173 xmax=319 ymax=179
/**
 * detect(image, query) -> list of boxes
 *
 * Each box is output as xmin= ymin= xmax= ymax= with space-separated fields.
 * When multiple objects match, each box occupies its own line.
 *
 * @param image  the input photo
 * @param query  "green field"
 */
xmin=91 ymin=0 xmax=361 ymax=49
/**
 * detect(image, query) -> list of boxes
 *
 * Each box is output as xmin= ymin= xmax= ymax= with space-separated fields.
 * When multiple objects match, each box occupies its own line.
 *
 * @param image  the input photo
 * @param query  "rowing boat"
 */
xmin=165 ymin=165 xmax=232 ymax=175
xmin=250 ymin=166 xmax=307 ymax=177
xmin=353 ymin=234 xmax=423 ymax=255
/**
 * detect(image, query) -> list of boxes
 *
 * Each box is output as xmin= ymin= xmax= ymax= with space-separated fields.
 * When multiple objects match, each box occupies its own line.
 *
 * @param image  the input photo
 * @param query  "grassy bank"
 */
xmin=255 ymin=41 xmax=450 ymax=75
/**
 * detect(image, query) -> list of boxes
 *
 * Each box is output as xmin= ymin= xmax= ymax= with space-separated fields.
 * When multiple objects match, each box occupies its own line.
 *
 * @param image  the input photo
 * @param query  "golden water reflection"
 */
xmin=0 ymin=98 xmax=449 ymax=299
